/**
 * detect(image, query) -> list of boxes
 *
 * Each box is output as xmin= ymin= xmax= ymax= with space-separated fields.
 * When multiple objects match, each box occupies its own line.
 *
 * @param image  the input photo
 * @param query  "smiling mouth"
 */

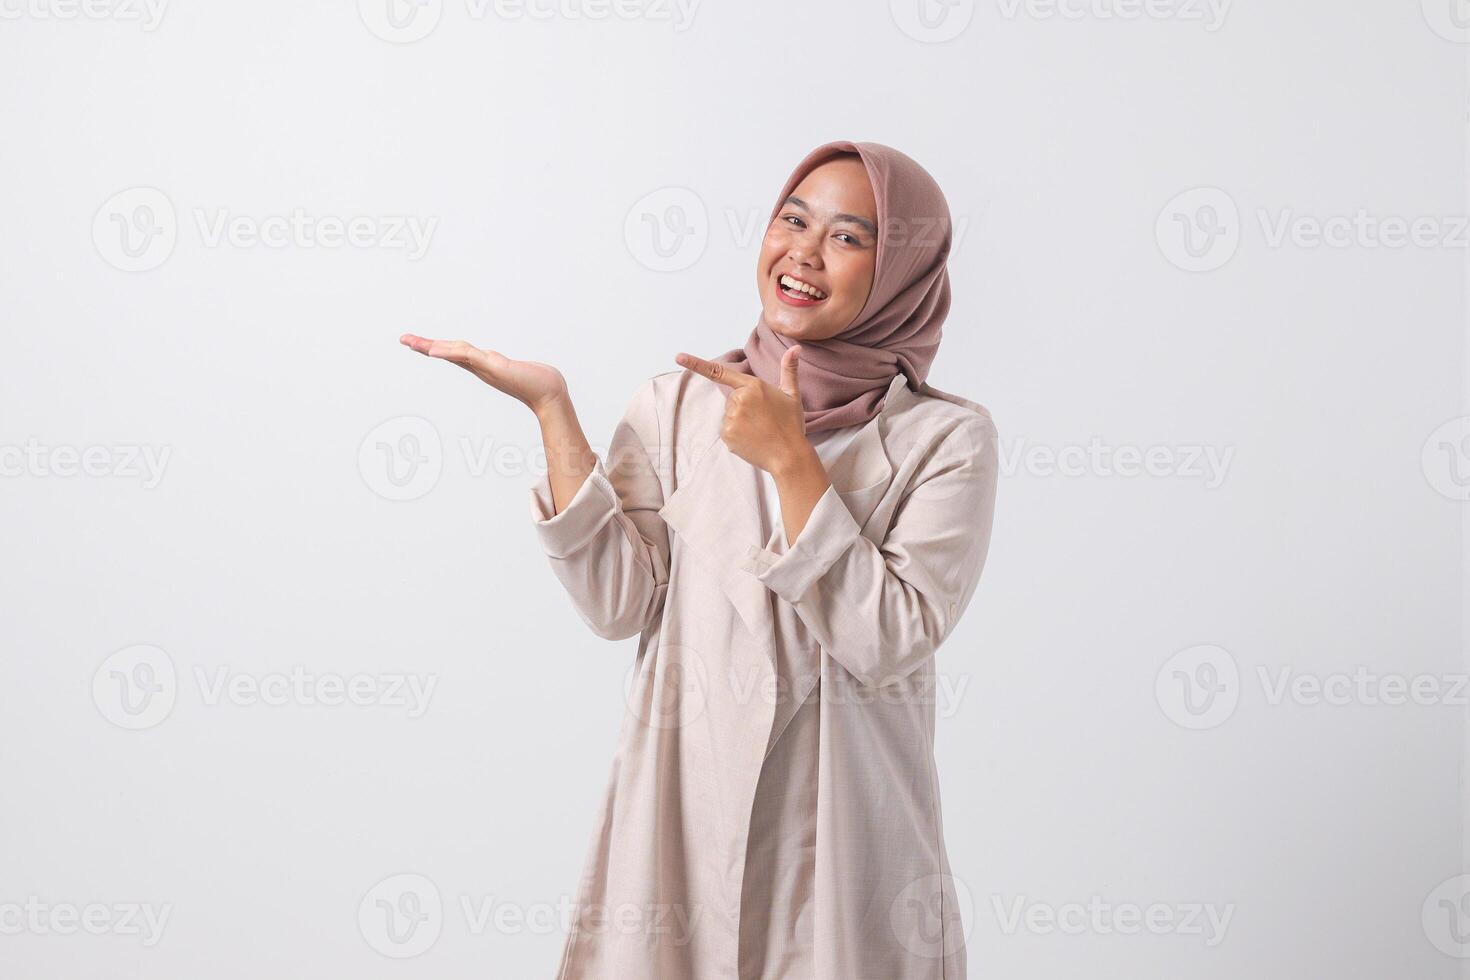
xmin=776 ymin=273 xmax=829 ymax=304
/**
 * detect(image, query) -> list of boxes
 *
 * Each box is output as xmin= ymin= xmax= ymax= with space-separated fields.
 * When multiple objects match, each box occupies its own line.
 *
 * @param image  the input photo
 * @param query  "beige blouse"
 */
xmin=529 ymin=369 xmax=999 ymax=979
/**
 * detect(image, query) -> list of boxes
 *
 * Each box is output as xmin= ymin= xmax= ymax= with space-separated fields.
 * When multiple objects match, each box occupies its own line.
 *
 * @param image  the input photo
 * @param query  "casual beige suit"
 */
xmin=529 ymin=368 xmax=999 ymax=980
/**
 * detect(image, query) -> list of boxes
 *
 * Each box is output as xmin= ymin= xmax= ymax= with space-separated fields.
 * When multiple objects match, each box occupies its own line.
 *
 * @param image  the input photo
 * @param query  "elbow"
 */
xmin=577 ymin=583 xmax=666 ymax=642
xmin=583 ymin=614 xmax=645 ymax=642
xmin=832 ymin=617 xmax=948 ymax=689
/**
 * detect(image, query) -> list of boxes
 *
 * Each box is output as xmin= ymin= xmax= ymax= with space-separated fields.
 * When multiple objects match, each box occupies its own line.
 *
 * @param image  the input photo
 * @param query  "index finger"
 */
xmin=675 ymin=352 xmax=758 ymax=388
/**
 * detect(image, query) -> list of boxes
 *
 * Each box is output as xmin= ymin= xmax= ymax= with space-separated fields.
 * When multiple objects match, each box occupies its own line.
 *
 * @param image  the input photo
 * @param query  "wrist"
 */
xmin=531 ymin=392 xmax=574 ymax=424
xmin=769 ymin=438 xmax=824 ymax=483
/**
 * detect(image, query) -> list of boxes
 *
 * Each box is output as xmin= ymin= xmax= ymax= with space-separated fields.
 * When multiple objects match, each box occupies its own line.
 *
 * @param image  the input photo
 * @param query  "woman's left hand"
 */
xmin=674 ymin=347 xmax=813 ymax=477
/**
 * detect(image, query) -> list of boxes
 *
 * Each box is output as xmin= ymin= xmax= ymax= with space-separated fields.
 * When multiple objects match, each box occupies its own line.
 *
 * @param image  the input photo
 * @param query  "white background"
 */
xmin=1 ymin=0 xmax=1466 ymax=977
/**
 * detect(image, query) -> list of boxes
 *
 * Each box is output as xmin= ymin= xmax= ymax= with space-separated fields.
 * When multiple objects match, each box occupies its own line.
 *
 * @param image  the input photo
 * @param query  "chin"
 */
xmin=764 ymin=315 xmax=819 ymax=340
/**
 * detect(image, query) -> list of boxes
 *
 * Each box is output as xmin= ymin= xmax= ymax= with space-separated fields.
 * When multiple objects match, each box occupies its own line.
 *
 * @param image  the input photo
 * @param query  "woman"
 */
xmin=401 ymin=140 xmax=999 ymax=980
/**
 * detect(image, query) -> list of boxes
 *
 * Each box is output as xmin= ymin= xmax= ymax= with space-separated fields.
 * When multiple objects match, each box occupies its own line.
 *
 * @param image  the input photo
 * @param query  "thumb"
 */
xmin=779 ymin=345 xmax=803 ymax=399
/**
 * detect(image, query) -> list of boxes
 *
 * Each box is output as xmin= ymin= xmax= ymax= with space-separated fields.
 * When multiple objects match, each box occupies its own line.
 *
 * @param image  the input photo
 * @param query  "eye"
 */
xmin=834 ymin=232 xmax=859 ymax=245
xmin=781 ymin=214 xmax=806 ymax=228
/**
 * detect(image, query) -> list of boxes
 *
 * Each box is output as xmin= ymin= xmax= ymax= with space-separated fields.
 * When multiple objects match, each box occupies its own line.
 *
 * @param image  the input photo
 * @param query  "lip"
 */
xmin=774 ymin=271 xmax=829 ymax=308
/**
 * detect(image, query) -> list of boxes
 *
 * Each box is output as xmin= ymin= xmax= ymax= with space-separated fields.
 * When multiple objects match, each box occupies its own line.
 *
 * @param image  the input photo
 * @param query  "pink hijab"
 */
xmin=714 ymin=140 xmax=954 ymax=434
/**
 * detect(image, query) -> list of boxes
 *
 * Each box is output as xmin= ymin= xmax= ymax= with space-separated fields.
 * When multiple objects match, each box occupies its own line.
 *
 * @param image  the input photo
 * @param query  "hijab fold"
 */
xmin=714 ymin=141 xmax=954 ymax=434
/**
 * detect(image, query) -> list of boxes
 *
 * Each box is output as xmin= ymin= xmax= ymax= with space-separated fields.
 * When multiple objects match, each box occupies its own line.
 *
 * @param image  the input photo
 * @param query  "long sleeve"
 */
xmin=528 ymin=379 xmax=671 ymax=641
xmin=739 ymin=416 xmax=999 ymax=687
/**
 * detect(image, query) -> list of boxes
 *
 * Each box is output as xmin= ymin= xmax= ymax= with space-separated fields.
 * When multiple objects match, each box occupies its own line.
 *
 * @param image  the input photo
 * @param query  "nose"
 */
xmin=787 ymin=231 xmax=824 ymax=270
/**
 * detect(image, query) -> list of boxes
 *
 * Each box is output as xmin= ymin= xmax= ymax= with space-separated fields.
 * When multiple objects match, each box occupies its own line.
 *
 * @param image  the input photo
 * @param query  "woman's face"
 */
xmin=756 ymin=156 xmax=879 ymax=341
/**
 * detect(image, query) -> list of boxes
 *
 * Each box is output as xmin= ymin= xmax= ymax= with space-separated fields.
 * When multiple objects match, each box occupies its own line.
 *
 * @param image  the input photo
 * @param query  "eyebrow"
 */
xmin=783 ymin=195 xmax=878 ymax=237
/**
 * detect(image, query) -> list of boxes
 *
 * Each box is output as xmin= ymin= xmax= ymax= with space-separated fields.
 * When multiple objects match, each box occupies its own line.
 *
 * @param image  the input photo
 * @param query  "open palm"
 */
xmin=400 ymin=333 xmax=567 ymax=413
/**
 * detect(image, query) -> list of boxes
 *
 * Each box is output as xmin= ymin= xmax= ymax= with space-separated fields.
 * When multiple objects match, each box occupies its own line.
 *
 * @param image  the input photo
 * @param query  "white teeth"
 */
xmin=779 ymin=274 xmax=827 ymax=300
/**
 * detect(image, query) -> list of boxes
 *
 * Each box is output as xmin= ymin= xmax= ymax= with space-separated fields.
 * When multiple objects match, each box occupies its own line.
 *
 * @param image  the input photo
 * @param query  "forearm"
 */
xmin=534 ymin=394 xmax=597 ymax=515
xmin=528 ymin=380 xmax=673 ymax=640
xmin=753 ymin=487 xmax=983 ymax=687
xmin=771 ymin=441 xmax=832 ymax=545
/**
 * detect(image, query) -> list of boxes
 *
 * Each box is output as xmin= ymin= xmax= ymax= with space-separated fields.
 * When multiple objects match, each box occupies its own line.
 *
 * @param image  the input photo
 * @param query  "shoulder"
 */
xmin=629 ymin=369 xmax=726 ymax=419
xmin=914 ymin=382 xmax=995 ymax=431
xmin=884 ymin=382 xmax=998 ymax=468
xmin=619 ymin=369 xmax=725 ymax=439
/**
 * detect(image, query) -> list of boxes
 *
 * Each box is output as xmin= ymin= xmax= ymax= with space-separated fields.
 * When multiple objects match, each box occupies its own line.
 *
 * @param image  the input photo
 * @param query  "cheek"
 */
xmin=759 ymin=228 xmax=787 ymax=266
xmin=832 ymin=256 xmax=876 ymax=310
